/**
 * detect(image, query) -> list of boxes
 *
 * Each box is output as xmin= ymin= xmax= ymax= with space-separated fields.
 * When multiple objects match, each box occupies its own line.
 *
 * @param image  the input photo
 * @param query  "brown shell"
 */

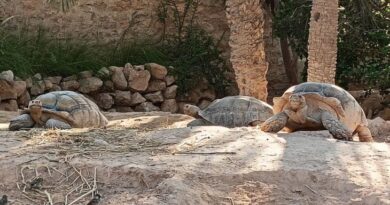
xmin=198 ymin=96 xmax=273 ymax=127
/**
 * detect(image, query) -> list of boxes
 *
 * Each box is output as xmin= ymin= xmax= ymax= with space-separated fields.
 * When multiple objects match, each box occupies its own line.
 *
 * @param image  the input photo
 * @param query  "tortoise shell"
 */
xmin=199 ymin=96 xmax=273 ymax=127
xmin=274 ymin=82 xmax=368 ymax=131
xmin=35 ymin=91 xmax=108 ymax=128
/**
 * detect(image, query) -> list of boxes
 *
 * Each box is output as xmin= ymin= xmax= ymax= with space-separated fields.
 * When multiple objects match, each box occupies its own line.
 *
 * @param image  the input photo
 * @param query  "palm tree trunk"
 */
xmin=307 ymin=0 xmax=339 ymax=84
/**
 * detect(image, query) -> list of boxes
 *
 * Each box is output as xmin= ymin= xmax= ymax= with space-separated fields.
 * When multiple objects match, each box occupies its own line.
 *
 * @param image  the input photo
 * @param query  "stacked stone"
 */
xmin=0 ymin=63 xmax=180 ymax=113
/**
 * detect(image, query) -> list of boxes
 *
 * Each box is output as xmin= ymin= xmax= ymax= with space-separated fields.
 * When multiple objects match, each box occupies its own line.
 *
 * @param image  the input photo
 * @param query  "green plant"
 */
xmin=157 ymin=0 xmax=231 ymax=95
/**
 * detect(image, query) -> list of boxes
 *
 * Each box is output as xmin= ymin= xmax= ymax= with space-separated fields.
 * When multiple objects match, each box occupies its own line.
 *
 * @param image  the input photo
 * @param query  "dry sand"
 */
xmin=0 ymin=111 xmax=389 ymax=205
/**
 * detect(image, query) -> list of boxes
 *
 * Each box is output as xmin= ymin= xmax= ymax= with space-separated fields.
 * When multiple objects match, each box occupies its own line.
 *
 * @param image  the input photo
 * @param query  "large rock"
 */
xmin=378 ymin=108 xmax=390 ymax=121
xmin=17 ymin=90 xmax=31 ymax=108
xmin=63 ymin=75 xmax=78 ymax=82
xmin=201 ymin=89 xmax=216 ymax=101
xmin=44 ymin=79 xmax=53 ymax=91
xmin=94 ymin=93 xmax=114 ymax=110
xmin=79 ymin=70 xmax=93 ymax=79
xmin=60 ymin=80 xmax=80 ymax=91
xmin=33 ymin=73 xmax=42 ymax=80
xmin=78 ymin=77 xmax=103 ymax=93
xmin=110 ymin=66 xmax=128 ymax=90
xmin=0 ymin=70 xmax=14 ymax=82
xmin=134 ymin=102 xmax=160 ymax=112
xmin=14 ymin=81 xmax=27 ymax=97
xmin=177 ymin=89 xmax=201 ymax=104
xmin=144 ymin=91 xmax=164 ymax=103
xmin=161 ymin=99 xmax=178 ymax=113
xmin=165 ymin=75 xmax=176 ymax=86
xmin=368 ymin=117 xmax=390 ymax=142
xmin=97 ymin=67 xmax=111 ymax=79
xmin=128 ymin=69 xmax=151 ymax=91
xmin=164 ymin=85 xmax=178 ymax=99
xmin=30 ymin=81 xmax=46 ymax=96
xmin=198 ymin=99 xmax=212 ymax=109
xmin=25 ymin=77 xmax=33 ymax=88
xmin=102 ymin=80 xmax=115 ymax=92
xmin=145 ymin=63 xmax=168 ymax=80
xmin=50 ymin=84 xmax=62 ymax=91
xmin=0 ymin=80 xmax=17 ymax=100
xmin=123 ymin=63 xmax=133 ymax=80
xmin=0 ymin=99 xmax=18 ymax=111
xmin=130 ymin=92 xmax=146 ymax=106
xmin=146 ymin=80 xmax=166 ymax=92
xmin=114 ymin=90 xmax=132 ymax=106
xmin=44 ymin=76 xmax=62 ymax=84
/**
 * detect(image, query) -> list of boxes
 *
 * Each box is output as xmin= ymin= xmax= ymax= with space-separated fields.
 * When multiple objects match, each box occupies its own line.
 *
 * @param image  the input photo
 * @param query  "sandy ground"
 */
xmin=0 ymin=111 xmax=389 ymax=205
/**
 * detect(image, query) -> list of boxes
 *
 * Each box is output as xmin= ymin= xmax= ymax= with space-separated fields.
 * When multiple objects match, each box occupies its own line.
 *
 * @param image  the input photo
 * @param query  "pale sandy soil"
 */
xmin=0 ymin=111 xmax=389 ymax=205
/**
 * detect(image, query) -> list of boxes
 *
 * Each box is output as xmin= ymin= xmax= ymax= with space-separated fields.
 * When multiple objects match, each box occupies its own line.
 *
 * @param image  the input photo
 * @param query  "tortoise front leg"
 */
xmin=355 ymin=125 xmax=374 ymax=142
xmin=9 ymin=114 xmax=35 ymax=131
xmin=321 ymin=111 xmax=352 ymax=141
xmin=45 ymin=119 xmax=72 ymax=129
xmin=260 ymin=112 xmax=289 ymax=133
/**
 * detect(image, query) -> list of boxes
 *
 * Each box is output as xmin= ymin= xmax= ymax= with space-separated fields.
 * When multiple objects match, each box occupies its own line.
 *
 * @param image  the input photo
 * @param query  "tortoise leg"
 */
xmin=187 ymin=119 xmax=213 ymax=127
xmin=45 ymin=119 xmax=72 ymax=129
xmin=355 ymin=125 xmax=374 ymax=142
xmin=260 ymin=112 xmax=289 ymax=133
xmin=9 ymin=114 xmax=35 ymax=131
xmin=321 ymin=111 xmax=352 ymax=141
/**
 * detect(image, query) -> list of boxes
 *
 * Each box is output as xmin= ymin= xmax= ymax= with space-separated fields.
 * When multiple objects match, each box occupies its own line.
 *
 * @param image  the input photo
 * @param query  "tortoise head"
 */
xmin=183 ymin=104 xmax=200 ymax=118
xmin=28 ymin=100 xmax=44 ymax=122
xmin=288 ymin=94 xmax=306 ymax=110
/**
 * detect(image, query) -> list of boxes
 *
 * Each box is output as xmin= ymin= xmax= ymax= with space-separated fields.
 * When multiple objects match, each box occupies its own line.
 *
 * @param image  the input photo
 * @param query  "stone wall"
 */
xmin=0 ymin=0 xmax=290 ymax=101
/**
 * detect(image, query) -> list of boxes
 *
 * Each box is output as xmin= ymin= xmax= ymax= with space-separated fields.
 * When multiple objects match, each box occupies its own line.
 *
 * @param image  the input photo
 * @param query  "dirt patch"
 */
xmin=0 ymin=111 xmax=389 ymax=204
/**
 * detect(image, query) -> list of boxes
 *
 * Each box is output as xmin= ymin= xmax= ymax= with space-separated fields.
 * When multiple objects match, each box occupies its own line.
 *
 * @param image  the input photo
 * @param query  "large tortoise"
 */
xmin=260 ymin=82 xmax=373 ymax=142
xmin=183 ymin=96 xmax=273 ymax=127
xmin=9 ymin=91 xmax=108 ymax=130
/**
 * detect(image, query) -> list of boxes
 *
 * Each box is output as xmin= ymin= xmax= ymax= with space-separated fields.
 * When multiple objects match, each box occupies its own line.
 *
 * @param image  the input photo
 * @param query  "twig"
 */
xmin=173 ymin=151 xmax=237 ymax=155
xmin=44 ymin=190 xmax=53 ymax=205
xmin=68 ymin=167 xmax=98 ymax=205
xmin=71 ymin=165 xmax=91 ymax=189
xmin=305 ymin=185 xmax=321 ymax=196
xmin=22 ymin=193 xmax=39 ymax=204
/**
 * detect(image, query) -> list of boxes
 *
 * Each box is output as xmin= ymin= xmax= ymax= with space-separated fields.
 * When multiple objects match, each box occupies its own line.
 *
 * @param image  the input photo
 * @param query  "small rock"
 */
xmin=146 ymin=80 xmax=166 ymax=92
xmin=33 ymin=73 xmax=42 ymax=80
xmin=115 ymin=106 xmax=134 ymax=112
xmin=198 ymin=99 xmax=212 ymax=109
xmin=94 ymin=93 xmax=114 ymax=110
xmin=164 ymin=85 xmax=178 ymax=99
xmin=0 ymin=70 xmax=14 ymax=82
xmin=44 ymin=79 xmax=53 ymax=91
xmin=102 ymin=80 xmax=115 ymax=92
xmin=50 ymin=84 xmax=62 ymax=91
xmin=79 ymin=70 xmax=94 ymax=79
xmin=94 ymin=139 xmax=109 ymax=146
xmin=161 ymin=99 xmax=178 ymax=113
xmin=123 ymin=63 xmax=133 ymax=80
xmin=165 ymin=75 xmax=176 ymax=86
xmin=60 ymin=80 xmax=80 ymax=91
xmin=14 ymin=81 xmax=27 ymax=97
xmin=145 ymin=63 xmax=168 ymax=80
xmin=97 ymin=67 xmax=111 ymax=78
xmin=63 ymin=75 xmax=78 ymax=81
xmin=130 ymin=92 xmax=146 ymax=106
xmin=128 ymin=69 xmax=151 ymax=92
xmin=134 ymin=102 xmax=160 ymax=112
xmin=110 ymin=66 xmax=128 ymax=90
xmin=17 ymin=90 xmax=31 ymax=108
xmin=78 ymin=77 xmax=103 ymax=93
xmin=114 ymin=90 xmax=132 ymax=106
xmin=134 ymin=65 xmax=145 ymax=70
xmin=0 ymin=99 xmax=18 ymax=111
xmin=25 ymin=77 xmax=33 ymax=88
xmin=144 ymin=91 xmax=164 ymax=103
xmin=30 ymin=81 xmax=46 ymax=96
xmin=0 ymin=80 xmax=17 ymax=100
xmin=44 ymin=76 xmax=62 ymax=84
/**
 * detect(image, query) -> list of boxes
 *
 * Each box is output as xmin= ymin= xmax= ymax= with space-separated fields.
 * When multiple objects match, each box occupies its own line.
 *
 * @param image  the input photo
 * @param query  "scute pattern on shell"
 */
xmin=276 ymin=82 xmax=368 ymax=131
xmin=199 ymin=96 xmax=273 ymax=127
xmin=36 ymin=91 xmax=108 ymax=128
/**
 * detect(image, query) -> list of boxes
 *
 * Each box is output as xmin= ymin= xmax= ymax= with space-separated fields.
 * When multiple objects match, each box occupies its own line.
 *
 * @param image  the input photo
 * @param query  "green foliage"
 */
xmin=272 ymin=0 xmax=390 ymax=89
xmin=0 ymin=27 xmax=105 ymax=77
xmin=157 ymin=0 xmax=230 ymax=94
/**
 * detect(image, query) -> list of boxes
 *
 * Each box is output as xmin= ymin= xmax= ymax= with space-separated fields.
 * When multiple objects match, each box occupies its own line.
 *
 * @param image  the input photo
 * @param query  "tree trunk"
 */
xmin=307 ymin=0 xmax=339 ymax=84
xmin=280 ymin=37 xmax=298 ymax=85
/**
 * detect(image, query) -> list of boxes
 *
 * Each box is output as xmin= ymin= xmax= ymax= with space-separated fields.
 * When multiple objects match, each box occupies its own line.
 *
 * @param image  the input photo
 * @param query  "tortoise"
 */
xmin=183 ymin=96 xmax=274 ymax=127
xmin=260 ymin=82 xmax=373 ymax=142
xmin=9 ymin=91 xmax=108 ymax=130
